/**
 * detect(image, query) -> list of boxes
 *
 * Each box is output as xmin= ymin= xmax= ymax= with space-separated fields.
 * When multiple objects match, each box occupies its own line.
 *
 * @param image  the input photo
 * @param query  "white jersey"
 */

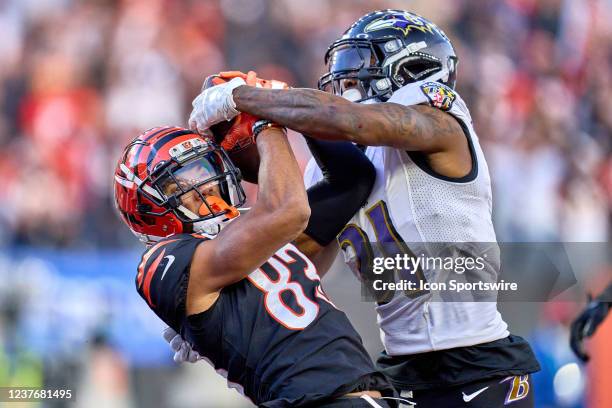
xmin=304 ymin=79 xmax=509 ymax=355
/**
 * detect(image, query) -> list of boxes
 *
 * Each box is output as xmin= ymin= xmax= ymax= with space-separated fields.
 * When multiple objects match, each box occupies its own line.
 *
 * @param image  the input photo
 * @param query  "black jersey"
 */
xmin=135 ymin=233 xmax=393 ymax=407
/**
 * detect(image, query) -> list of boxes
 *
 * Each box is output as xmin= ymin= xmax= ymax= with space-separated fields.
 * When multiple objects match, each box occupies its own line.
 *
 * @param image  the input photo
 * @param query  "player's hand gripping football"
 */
xmin=188 ymin=70 xmax=288 ymax=144
xmin=163 ymin=327 xmax=202 ymax=364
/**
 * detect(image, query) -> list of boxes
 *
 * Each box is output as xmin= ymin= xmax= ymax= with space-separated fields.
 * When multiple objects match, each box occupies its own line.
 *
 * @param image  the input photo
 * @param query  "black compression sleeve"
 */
xmin=303 ymin=137 xmax=375 ymax=246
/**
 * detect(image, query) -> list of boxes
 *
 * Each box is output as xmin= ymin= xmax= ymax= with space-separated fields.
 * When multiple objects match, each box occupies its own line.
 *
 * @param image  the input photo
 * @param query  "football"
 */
xmin=227 ymin=141 xmax=260 ymax=184
xmin=209 ymin=117 xmax=236 ymax=145
xmin=210 ymin=115 xmax=259 ymax=183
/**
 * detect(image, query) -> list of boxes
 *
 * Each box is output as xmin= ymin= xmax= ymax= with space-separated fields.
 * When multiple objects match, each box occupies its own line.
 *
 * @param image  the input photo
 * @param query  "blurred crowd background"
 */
xmin=0 ymin=0 xmax=611 ymax=407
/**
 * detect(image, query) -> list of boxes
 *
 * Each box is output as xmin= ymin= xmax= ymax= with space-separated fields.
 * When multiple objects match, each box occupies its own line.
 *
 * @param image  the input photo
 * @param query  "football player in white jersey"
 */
xmin=188 ymin=9 xmax=540 ymax=408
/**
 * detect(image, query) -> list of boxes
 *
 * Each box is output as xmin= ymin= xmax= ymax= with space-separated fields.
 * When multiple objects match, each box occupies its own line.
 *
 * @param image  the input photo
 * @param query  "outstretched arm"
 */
xmin=233 ymin=86 xmax=464 ymax=153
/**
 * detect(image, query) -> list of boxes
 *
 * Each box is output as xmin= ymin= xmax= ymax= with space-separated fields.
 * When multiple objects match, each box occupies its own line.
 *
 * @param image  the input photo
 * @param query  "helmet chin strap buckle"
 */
xmin=375 ymin=78 xmax=392 ymax=91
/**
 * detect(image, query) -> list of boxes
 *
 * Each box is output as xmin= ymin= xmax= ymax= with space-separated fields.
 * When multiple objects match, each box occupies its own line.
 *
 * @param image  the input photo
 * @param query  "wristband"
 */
xmin=252 ymin=120 xmax=284 ymax=139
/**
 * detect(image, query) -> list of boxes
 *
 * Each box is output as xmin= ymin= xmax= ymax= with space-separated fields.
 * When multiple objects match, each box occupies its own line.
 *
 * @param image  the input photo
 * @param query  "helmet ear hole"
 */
xmin=400 ymin=58 xmax=442 ymax=83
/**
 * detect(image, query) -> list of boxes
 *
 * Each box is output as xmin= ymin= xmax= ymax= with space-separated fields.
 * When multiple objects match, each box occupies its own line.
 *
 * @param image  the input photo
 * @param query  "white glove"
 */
xmin=162 ymin=326 xmax=202 ymax=364
xmin=188 ymin=77 xmax=246 ymax=135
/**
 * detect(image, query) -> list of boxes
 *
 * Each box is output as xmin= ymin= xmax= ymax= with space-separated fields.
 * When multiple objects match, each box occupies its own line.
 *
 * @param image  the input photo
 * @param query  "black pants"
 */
xmin=398 ymin=374 xmax=534 ymax=407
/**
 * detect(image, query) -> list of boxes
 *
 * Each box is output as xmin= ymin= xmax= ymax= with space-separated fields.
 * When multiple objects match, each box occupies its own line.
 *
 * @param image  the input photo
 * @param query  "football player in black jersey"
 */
xmin=113 ymin=121 xmax=401 ymax=407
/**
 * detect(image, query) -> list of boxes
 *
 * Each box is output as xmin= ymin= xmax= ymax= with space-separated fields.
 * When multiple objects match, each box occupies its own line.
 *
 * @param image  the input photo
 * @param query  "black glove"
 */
xmin=570 ymin=296 xmax=611 ymax=362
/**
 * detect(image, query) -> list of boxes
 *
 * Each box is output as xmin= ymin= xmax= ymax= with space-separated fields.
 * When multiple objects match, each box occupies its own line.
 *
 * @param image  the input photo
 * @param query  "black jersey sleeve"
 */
xmin=135 ymin=234 xmax=208 ymax=330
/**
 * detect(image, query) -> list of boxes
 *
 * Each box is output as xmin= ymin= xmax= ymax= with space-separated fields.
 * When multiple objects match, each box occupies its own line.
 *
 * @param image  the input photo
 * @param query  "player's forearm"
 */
xmin=293 ymin=139 xmax=375 ymax=260
xmin=254 ymin=127 xmax=310 ymax=232
xmin=233 ymin=86 xmax=435 ymax=149
xmin=233 ymin=86 xmax=372 ymax=142
xmin=302 ymin=138 xmax=375 ymax=245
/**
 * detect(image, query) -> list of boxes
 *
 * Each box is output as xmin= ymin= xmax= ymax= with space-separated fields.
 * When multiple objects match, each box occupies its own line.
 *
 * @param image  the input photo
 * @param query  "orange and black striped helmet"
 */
xmin=114 ymin=126 xmax=245 ymax=244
